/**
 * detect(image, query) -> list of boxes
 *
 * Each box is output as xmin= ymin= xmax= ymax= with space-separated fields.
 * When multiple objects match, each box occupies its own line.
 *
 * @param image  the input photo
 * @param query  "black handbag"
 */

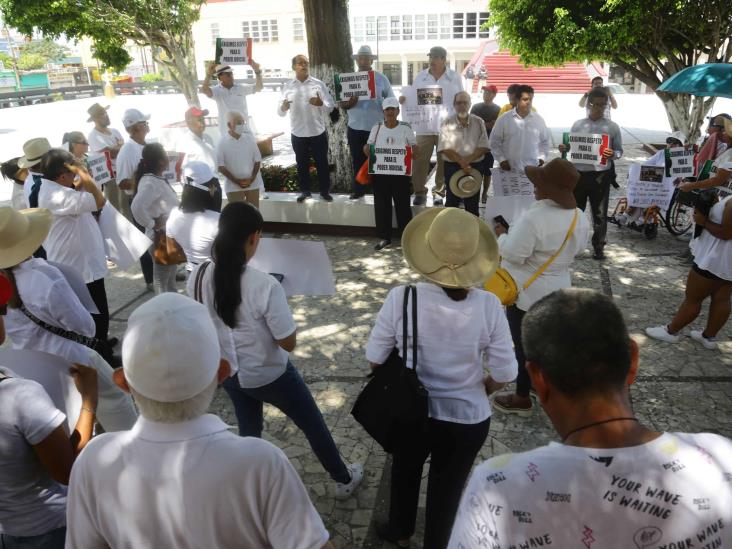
xmin=351 ymin=285 xmax=428 ymax=453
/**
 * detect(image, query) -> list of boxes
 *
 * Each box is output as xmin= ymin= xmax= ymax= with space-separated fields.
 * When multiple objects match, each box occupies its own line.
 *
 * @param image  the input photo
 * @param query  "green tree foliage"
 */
xmin=489 ymin=0 xmax=732 ymax=140
xmin=16 ymin=52 xmax=46 ymax=70
xmin=14 ymin=38 xmax=69 ymax=70
xmin=0 ymin=0 xmax=204 ymax=105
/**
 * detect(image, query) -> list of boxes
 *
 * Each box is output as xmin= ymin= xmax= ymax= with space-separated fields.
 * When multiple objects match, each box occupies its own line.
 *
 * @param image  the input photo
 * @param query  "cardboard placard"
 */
xmin=98 ymin=204 xmax=153 ymax=271
xmin=215 ymin=37 xmax=253 ymax=65
xmin=368 ymin=144 xmax=413 ymax=176
xmin=400 ymin=85 xmax=444 ymax=134
xmin=334 ymin=70 xmax=376 ymax=101
xmin=491 ymin=169 xmax=535 ymax=197
xmin=627 ymin=164 xmax=675 ymax=209
xmin=86 ymin=152 xmax=113 ymax=187
xmin=562 ymin=132 xmax=610 ymax=167
xmin=163 ymin=152 xmax=185 ymax=183
xmin=664 ymin=147 xmax=695 ymax=178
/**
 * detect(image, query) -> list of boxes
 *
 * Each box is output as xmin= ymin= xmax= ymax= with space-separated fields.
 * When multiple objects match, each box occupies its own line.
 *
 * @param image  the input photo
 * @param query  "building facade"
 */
xmin=192 ymin=0 xmax=490 ymax=84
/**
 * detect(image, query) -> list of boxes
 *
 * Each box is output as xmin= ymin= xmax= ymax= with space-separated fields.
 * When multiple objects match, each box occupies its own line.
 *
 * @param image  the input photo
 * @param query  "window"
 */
xmin=402 ymin=15 xmax=413 ymax=40
xmin=414 ymin=15 xmax=425 ymax=40
xmin=465 ymin=12 xmax=477 ymax=38
xmin=352 ymin=16 xmax=364 ymax=42
xmin=439 ymin=14 xmax=451 ymax=39
xmin=366 ymin=16 xmax=376 ymax=39
xmin=242 ymin=19 xmax=278 ymax=43
xmin=427 ymin=14 xmax=438 ymax=39
xmin=270 ymin=19 xmax=278 ymax=42
xmin=377 ymin=16 xmax=387 ymax=40
xmin=453 ymin=13 xmax=465 ymax=39
xmin=210 ymin=23 xmax=220 ymax=46
xmin=479 ymin=12 xmax=490 ymax=38
xmin=390 ymin=16 xmax=400 ymax=40
xmin=293 ymin=17 xmax=304 ymax=41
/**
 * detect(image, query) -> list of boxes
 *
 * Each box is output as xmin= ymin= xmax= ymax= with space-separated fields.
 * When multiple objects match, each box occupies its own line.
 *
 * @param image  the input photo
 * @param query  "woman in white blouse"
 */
xmin=491 ymin=159 xmax=590 ymax=416
xmin=366 ymin=207 xmax=517 ymax=549
xmin=1 ymin=157 xmax=29 ymax=210
xmin=131 ymin=143 xmax=180 ymax=294
xmin=363 ymin=97 xmax=417 ymax=251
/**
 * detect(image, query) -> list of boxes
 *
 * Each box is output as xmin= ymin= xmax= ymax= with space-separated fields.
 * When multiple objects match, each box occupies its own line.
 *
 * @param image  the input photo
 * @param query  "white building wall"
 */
xmin=192 ymin=0 xmax=490 ymax=84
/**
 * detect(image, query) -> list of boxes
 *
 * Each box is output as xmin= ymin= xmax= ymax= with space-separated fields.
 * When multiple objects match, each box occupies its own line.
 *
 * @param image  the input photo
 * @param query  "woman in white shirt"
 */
xmin=62 ymin=131 xmax=90 ymax=163
xmin=189 ymin=201 xmax=363 ymax=500
xmin=131 ymin=143 xmax=181 ymax=294
xmin=363 ymin=97 xmax=417 ymax=251
xmin=35 ymin=149 xmax=111 ymax=359
xmin=491 ymin=159 xmax=590 ymax=417
xmin=1 ymin=157 xmax=29 ymax=210
xmin=366 ymin=207 xmax=517 ymax=549
xmin=166 ymin=161 xmax=222 ymax=273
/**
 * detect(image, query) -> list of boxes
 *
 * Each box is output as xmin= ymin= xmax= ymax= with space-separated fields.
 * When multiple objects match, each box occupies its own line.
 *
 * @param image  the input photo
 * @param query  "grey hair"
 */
xmin=226 ymin=110 xmax=245 ymax=124
xmin=454 ymin=91 xmax=471 ymax=105
xmin=129 ymin=377 xmax=218 ymax=423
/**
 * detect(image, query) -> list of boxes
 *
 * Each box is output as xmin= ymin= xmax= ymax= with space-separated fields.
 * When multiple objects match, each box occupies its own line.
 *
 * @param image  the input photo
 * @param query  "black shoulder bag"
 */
xmin=351 ymin=285 xmax=428 ymax=453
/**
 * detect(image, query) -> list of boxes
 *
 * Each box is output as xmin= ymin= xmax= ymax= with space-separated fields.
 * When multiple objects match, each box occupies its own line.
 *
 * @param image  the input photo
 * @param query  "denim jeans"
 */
xmin=222 ymin=362 xmax=350 ymax=483
xmin=0 ymin=527 xmax=65 ymax=549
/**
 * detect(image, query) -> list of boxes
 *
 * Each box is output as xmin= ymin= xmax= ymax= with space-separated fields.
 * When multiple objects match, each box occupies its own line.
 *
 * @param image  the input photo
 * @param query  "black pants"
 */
xmin=389 ymin=417 xmax=491 ymax=548
xmin=347 ymin=126 xmax=370 ymax=194
xmin=130 ymin=195 xmax=154 ymax=284
xmin=373 ymin=175 xmax=412 ymax=240
xmin=444 ymin=161 xmax=481 ymax=216
xmin=291 ymin=132 xmax=330 ymax=195
xmin=574 ymin=170 xmax=611 ymax=252
xmin=86 ymin=278 xmax=112 ymax=360
xmin=507 ymin=305 xmax=530 ymax=397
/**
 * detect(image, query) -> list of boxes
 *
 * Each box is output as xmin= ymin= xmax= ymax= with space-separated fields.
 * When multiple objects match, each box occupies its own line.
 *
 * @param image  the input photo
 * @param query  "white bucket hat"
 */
xmin=401 ymin=208 xmax=499 ymax=289
xmin=448 ymin=168 xmax=482 ymax=198
xmin=0 ymin=207 xmax=52 ymax=268
xmin=352 ymin=45 xmax=377 ymax=60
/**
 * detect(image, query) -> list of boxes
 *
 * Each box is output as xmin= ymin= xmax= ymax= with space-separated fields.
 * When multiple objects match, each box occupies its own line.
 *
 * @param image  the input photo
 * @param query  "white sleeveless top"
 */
xmin=691 ymin=194 xmax=732 ymax=280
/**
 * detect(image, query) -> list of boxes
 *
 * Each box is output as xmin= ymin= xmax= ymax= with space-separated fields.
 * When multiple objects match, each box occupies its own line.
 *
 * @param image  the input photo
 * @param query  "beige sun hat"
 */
xmin=401 ymin=207 xmax=499 ymax=289
xmin=448 ymin=168 xmax=482 ymax=198
xmin=0 ymin=207 xmax=53 ymax=268
xmin=18 ymin=138 xmax=51 ymax=169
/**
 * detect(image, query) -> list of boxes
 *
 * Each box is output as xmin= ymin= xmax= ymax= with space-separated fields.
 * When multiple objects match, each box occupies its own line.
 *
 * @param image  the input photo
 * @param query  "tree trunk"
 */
xmin=656 ymin=92 xmax=716 ymax=144
xmin=151 ymin=34 xmax=200 ymax=107
xmin=303 ymin=0 xmax=354 ymax=192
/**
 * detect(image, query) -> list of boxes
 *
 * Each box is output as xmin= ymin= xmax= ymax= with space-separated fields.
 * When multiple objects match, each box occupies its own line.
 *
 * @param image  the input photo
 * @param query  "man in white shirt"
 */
xmin=399 ymin=46 xmax=464 ymax=206
xmin=65 ymin=293 xmax=335 ymax=549
xmin=115 ymin=108 xmax=153 ymax=286
xmin=450 ymin=288 xmax=732 ymax=548
xmin=278 ymin=54 xmax=336 ymax=203
xmin=201 ymin=62 xmax=263 ymax=137
xmin=86 ymin=103 xmax=125 ymax=212
xmin=176 ymin=106 xmax=217 ymax=173
xmin=489 ymin=84 xmax=551 ymax=175
xmin=216 ymin=110 xmax=263 ymax=208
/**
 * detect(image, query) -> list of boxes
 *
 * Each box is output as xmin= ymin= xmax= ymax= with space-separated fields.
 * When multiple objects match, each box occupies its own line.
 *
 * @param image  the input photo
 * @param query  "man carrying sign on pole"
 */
xmin=339 ymin=45 xmax=394 ymax=201
xmin=558 ymin=87 xmax=622 ymax=260
xmin=201 ymin=46 xmax=263 ymax=138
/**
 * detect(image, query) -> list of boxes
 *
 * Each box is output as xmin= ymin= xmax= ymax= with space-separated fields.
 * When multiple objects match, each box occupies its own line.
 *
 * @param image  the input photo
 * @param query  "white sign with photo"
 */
xmin=400 ymin=85 xmax=444 ymax=135
xmin=627 ymin=163 xmax=676 ymax=209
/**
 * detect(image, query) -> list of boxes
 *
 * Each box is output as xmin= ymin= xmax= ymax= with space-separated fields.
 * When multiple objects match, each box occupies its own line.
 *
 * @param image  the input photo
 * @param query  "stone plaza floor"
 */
xmin=100 ymin=145 xmax=732 ymax=548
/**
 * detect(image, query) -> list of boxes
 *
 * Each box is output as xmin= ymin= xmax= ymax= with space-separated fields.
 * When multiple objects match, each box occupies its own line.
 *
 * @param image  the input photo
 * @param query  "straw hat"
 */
xmin=352 ymin=45 xmax=377 ymax=60
xmin=86 ymin=103 xmax=109 ymax=122
xmin=448 ymin=168 xmax=482 ymax=198
xmin=18 ymin=138 xmax=51 ymax=169
xmin=401 ymin=208 xmax=499 ymax=289
xmin=524 ymin=159 xmax=579 ymax=209
xmin=724 ymin=118 xmax=732 ymax=138
xmin=0 ymin=207 xmax=52 ymax=268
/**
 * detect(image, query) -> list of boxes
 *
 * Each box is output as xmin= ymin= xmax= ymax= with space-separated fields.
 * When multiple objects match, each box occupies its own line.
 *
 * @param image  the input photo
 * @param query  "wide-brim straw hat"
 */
xmin=724 ymin=118 xmax=732 ymax=138
xmin=401 ymin=207 xmax=499 ymax=289
xmin=87 ymin=103 xmax=110 ymax=122
xmin=352 ymin=45 xmax=377 ymax=60
xmin=18 ymin=137 xmax=51 ymax=169
xmin=448 ymin=168 xmax=482 ymax=198
xmin=524 ymin=158 xmax=579 ymax=210
xmin=0 ymin=207 xmax=52 ymax=268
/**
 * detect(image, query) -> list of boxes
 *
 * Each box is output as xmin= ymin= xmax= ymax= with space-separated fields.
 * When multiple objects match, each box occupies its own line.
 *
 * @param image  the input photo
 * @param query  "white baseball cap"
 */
xmin=122 ymin=293 xmax=221 ymax=403
xmin=122 ymin=108 xmax=151 ymax=128
xmin=668 ymin=131 xmax=687 ymax=145
xmin=183 ymin=161 xmax=216 ymax=191
xmin=382 ymin=97 xmax=400 ymax=110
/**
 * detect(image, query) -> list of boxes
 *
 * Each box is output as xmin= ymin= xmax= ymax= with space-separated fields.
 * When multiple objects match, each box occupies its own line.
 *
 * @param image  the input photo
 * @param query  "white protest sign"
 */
xmin=163 ymin=152 xmax=185 ymax=183
xmin=86 ymin=152 xmax=113 ymax=188
xmin=562 ymin=132 xmax=610 ymax=168
xmin=401 ymin=85 xmax=444 ymax=134
xmin=627 ymin=163 xmax=675 ymax=209
xmin=215 ymin=37 xmax=252 ymax=65
xmin=368 ymin=144 xmax=413 ymax=176
xmin=491 ymin=169 xmax=535 ymax=197
xmin=664 ymin=147 xmax=695 ymax=178
xmin=98 ymin=204 xmax=153 ymax=271
xmin=334 ymin=71 xmax=376 ymax=101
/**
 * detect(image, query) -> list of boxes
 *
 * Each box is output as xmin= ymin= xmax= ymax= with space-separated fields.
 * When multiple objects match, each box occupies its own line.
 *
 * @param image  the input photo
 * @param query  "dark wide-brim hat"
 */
xmin=524 ymin=158 xmax=579 ymax=209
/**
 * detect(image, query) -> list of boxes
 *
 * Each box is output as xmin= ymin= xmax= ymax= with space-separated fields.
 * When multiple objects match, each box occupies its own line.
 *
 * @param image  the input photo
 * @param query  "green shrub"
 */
xmin=261 ymin=164 xmax=317 ymax=192
xmin=140 ymin=72 xmax=164 ymax=82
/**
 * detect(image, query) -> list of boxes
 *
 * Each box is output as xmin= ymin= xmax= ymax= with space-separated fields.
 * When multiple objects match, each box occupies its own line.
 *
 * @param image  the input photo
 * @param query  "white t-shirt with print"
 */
xmin=0 ymin=369 xmax=67 ymax=537
xmin=448 ymin=432 xmax=732 ymax=548
xmin=187 ymin=264 xmax=296 ymax=388
xmin=367 ymin=121 xmax=417 ymax=149
xmin=166 ymin=208 xmax=220 ymax=271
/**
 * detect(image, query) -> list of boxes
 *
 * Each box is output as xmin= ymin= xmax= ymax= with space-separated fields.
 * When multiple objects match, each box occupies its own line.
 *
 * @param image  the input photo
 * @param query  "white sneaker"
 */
xmin=335 ymin=463 xmax=363 ymax=500
xmin=645 ymin=325 xmax=680 ymax=344
xmin=690 ymin=330 xmax=718 ymax=350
